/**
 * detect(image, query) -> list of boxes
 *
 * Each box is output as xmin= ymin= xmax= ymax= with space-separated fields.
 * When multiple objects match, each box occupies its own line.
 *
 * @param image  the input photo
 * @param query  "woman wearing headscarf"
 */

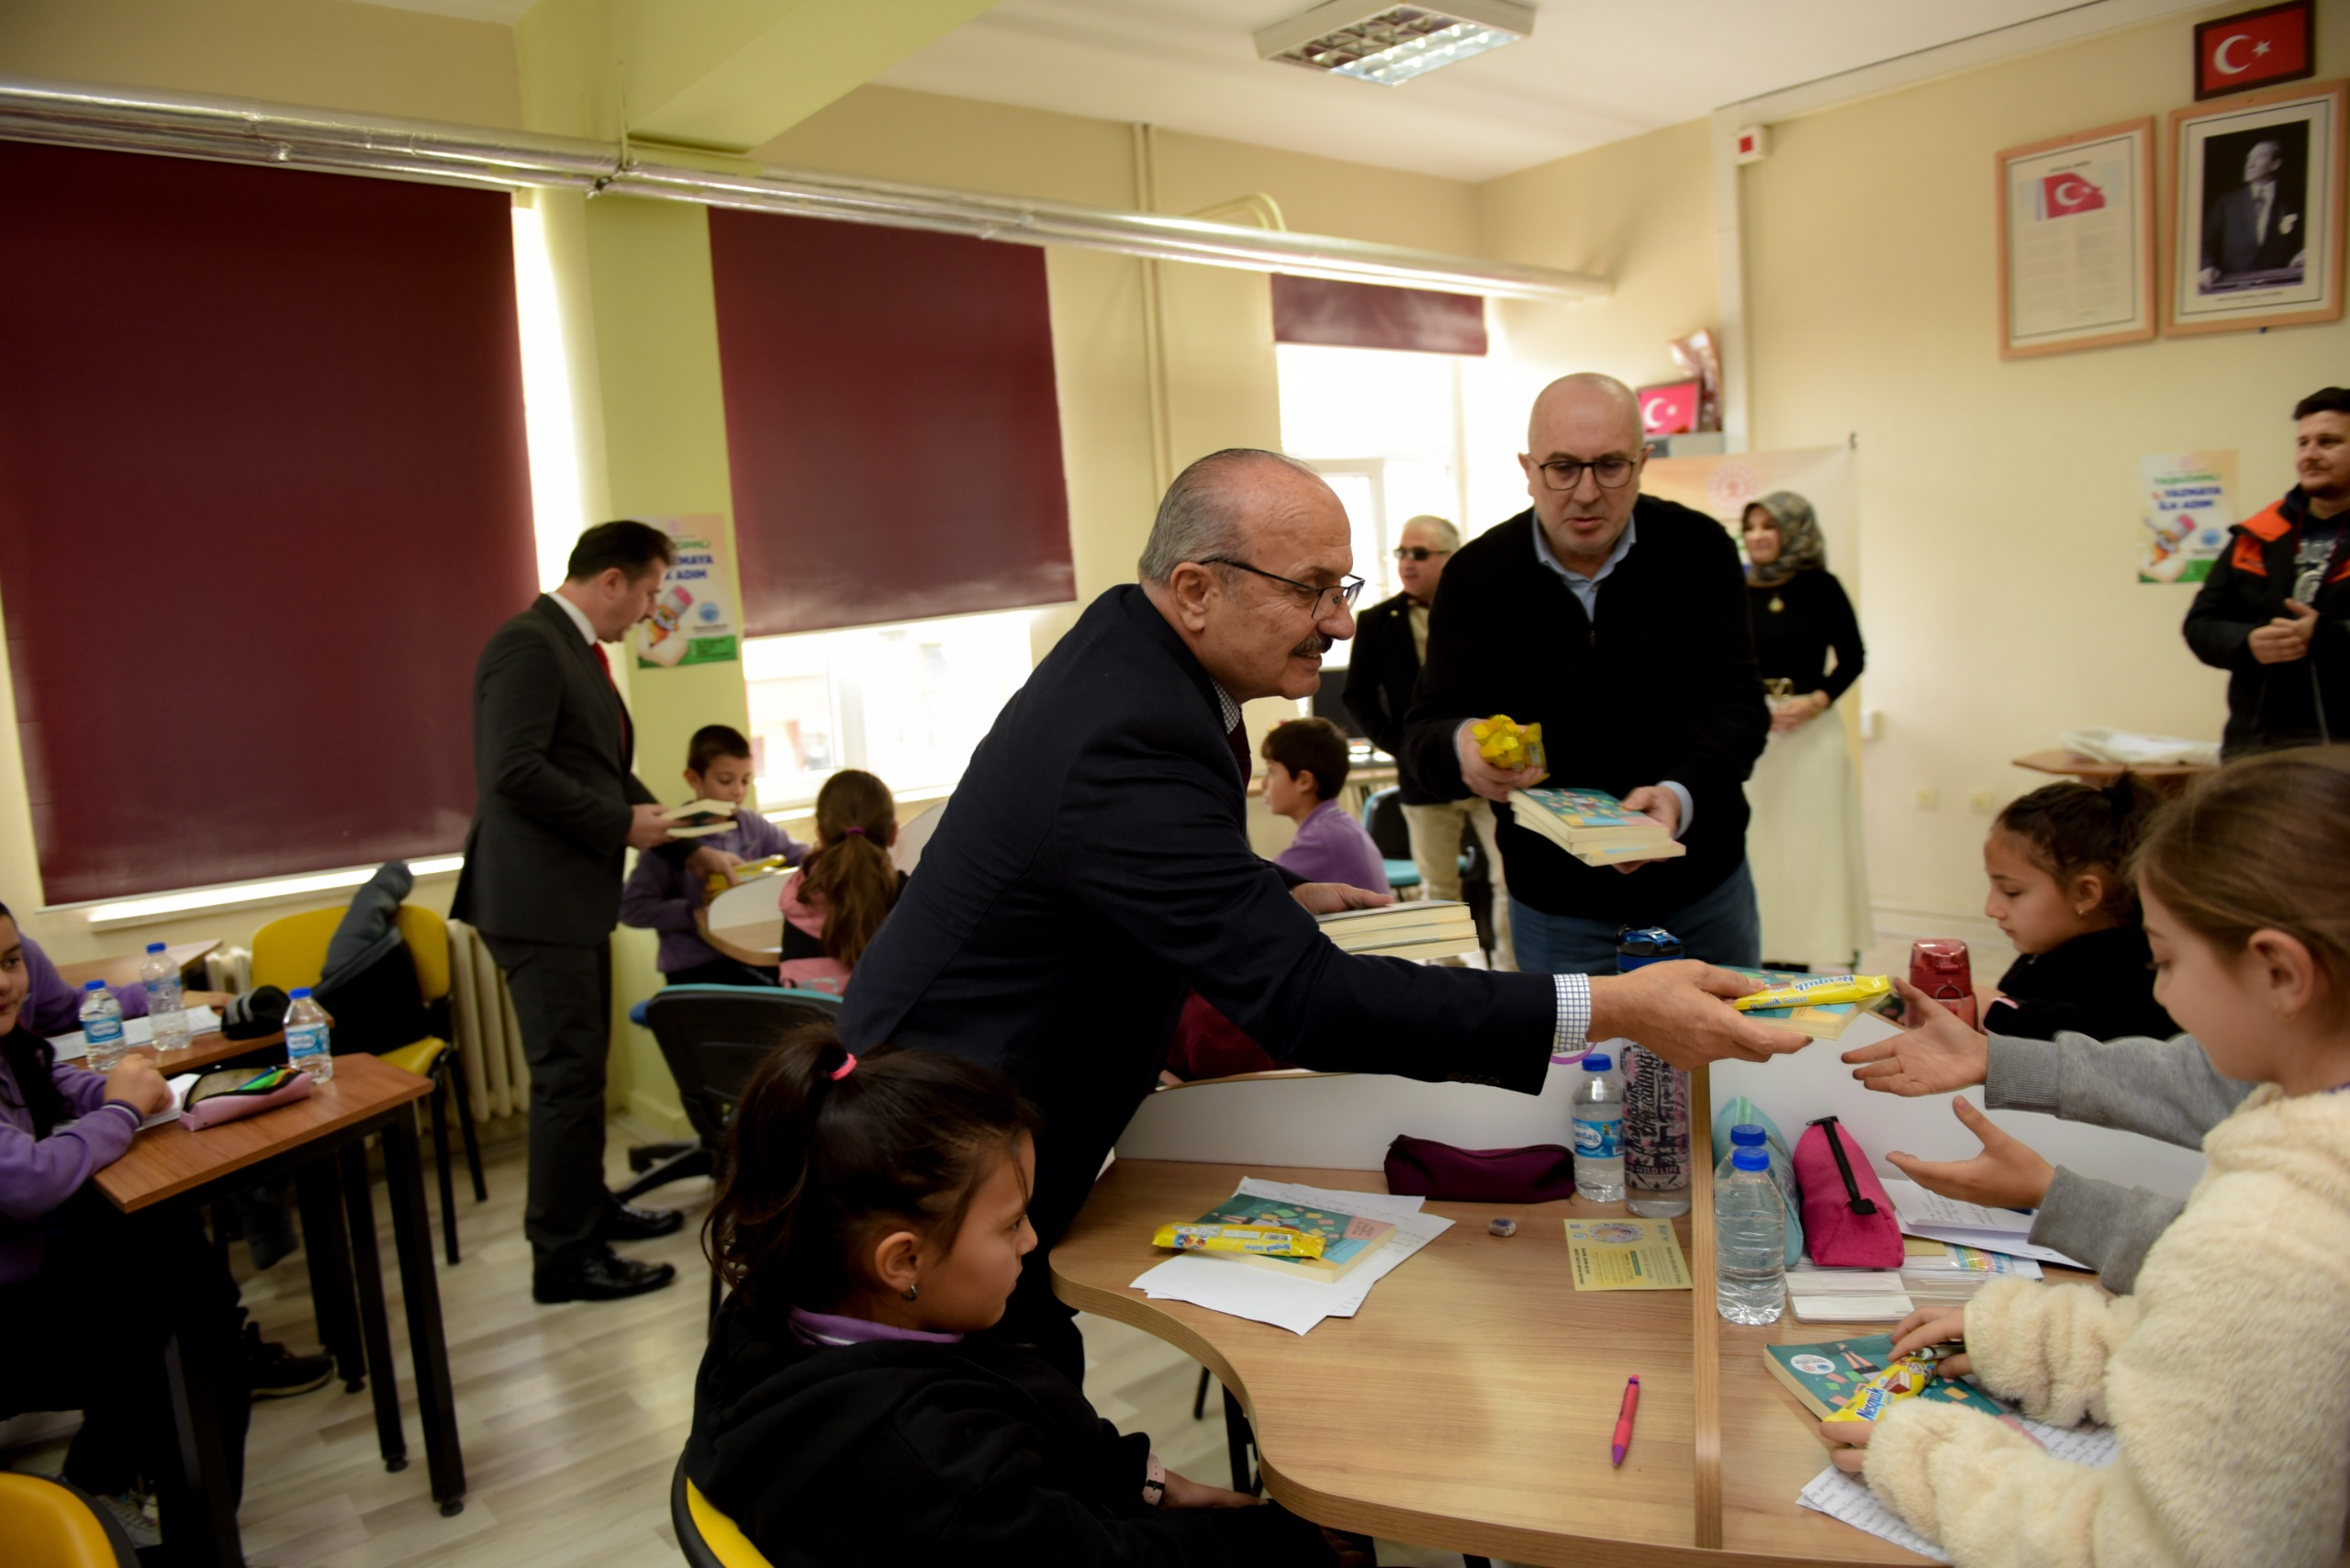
xmin=1741 ymin=491 xmax=1872 ymax=971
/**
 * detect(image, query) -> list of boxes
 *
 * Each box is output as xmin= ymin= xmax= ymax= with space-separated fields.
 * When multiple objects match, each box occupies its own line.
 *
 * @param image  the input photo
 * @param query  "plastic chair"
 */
xmin=1360 ymin=786 xmax=1420 ymax=893
xmin=251 ymin=902 xmax=486 ymax=1264
xmin=672 ymin=1457 xmax=774 ymax=1568
xmin=633 ymin=985 xmax=845 ymax=1322
xmin=0 ymin=1473 xmax=141 ymax=1566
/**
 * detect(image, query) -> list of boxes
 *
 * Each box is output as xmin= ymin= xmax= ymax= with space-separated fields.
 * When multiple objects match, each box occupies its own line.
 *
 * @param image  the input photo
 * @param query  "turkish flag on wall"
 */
xmin=1638 ymin=380 xmax=1699 ymax=437
xmin=2196 ymin=2 xmax=2313 ymax=99
xmin=2040 ymin=172 xmax=2108 ymax=218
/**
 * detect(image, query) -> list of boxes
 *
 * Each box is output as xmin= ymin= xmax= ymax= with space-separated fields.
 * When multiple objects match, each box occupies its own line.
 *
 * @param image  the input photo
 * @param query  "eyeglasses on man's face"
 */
xmin=1535 ymin=454 xmax=1641 ymax=491
xmin=1393 ymin=546 xmax=1452 ymax=562
xmin=1195 ymin=557 xmax=1364 ymax=618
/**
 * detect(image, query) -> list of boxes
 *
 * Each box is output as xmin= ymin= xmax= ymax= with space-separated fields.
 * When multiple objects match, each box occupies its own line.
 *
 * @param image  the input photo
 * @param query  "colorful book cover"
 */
xmin=1192 ymin=1193 xmax=1396 ymax=1283
xmin=1726 ymin=969 xmax=1890 ymax=1041
xmin=1763 ymin=1334 xmax=2011 ymax=1421
xmin=1512 ymin=787 xmax=1655 ymax=831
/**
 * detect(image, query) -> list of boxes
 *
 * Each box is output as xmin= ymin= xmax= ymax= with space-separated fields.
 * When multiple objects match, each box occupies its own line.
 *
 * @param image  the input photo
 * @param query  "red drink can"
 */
xmin=1908 ymin=940 xmax=1976 ymax=1028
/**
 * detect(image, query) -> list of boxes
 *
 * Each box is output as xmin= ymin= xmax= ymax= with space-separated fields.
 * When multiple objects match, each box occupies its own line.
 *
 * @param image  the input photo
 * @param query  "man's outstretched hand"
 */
xmin=1292 ymin=882 xmax=1392 ymax=916
xmin=1587 ymin=960 xmax=1808 ymax=1068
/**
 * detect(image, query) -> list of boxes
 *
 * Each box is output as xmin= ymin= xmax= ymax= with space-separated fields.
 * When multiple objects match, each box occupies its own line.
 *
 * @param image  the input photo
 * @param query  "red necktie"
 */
xmin=591 ymin=643 xmax=632 ymax=761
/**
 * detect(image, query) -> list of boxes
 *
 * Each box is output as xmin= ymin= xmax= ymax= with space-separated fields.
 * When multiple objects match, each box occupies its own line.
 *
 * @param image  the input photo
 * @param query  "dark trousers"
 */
xmin=485 ymin=933 xmax=615 ymax=1266
xmin=663 ymin=957 xmax=782 ymax=990
xmin=0 ymin=1197 xmax=248 ymax=1530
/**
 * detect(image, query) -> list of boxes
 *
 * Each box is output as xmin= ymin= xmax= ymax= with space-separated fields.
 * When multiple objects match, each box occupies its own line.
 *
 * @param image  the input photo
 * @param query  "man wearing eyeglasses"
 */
xmin=1404 ymin=373 xmax=1769 ymax=975
xmin=843 ymin=445 xmax=1800 ymax=1383
xmin=1344 ymin=515 xmax=1516 ymax=969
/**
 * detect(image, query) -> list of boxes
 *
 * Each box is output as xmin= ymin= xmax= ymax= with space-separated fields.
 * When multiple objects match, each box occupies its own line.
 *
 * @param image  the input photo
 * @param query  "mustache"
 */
xmin=1292 ymin=632 xmax=1335 ymax=658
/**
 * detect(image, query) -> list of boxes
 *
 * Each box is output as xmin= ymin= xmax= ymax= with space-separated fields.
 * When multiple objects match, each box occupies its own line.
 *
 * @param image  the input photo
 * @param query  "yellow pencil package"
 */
xmin=1150 ymin=1223 xmax=1326 ymax=1260
xmin=1732 ymin=974 xmax=1893 ymax=1013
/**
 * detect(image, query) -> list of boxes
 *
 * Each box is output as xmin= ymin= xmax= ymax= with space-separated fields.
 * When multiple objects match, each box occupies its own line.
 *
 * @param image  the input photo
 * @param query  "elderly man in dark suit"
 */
xmin=453 ymin=521 xmax=725 ymax=1304
xmin=841 ymin=449 xmax=1804 ymax=1380
xmin=2200 ymin=138 xmax=2305 ymax=289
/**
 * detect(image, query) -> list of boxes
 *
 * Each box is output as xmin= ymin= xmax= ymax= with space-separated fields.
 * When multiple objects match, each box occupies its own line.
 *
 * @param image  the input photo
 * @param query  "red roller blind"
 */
xmin=709 ymin=211 xmax=1074 ymax=636
xmin=0 ymin=142 xmax=537 ymax=904
xmin=1271 ymin=274 xmax=1488 ymax=355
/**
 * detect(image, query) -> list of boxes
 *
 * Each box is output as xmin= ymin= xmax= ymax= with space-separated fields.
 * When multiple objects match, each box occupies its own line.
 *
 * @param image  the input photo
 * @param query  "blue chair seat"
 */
xmin=1382 ymin=857 xmax=1421 ymax=890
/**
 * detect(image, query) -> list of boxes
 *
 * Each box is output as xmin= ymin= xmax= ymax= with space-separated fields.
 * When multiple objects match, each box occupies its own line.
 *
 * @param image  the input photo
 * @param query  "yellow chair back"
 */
xmin=0 ymin=1472 xmax=131 ymax=1566
xmin=248 ymin=906 xmax=343 ymax=994
xmin=395 ymin=904 xmax=453 ymax=1005
xmin=684 ymin=1478 xmax=776 ymax=1568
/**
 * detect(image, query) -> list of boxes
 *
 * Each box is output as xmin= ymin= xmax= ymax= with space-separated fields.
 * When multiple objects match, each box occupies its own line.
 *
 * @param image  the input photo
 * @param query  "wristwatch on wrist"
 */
xmin=1141 ymin=1451 xmax=1167 ymax=1507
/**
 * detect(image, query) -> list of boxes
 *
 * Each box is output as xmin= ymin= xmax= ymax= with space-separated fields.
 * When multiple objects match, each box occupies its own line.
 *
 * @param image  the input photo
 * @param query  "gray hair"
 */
xmin=1400 ymin=514 xmax=1460 ymax=551
xmin=1137 ymin=448 xmax=1325 ymax=585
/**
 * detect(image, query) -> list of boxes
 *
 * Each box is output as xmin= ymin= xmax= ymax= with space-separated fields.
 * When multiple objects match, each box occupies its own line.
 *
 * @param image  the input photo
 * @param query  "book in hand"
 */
xmin=1180 ymin=1192 xmax=1397 ymax=1284
xmin=1725 ymin=969 xmax=1894 ymax=1041
xmin=661 ymin=798 xmax=739 ymax=837
xmin=1506 ymin=787 xmax=1684 ymax=867
xmin=1763 ymin=1334 xmax=2010 ymax=1422
xmin=1315 ymin=901 xmax=1480 ymax=960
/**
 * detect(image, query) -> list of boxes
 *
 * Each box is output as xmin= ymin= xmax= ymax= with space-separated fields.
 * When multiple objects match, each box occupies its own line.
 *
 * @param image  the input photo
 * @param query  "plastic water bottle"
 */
xmin=1715 ymin=1123 xmax=1790 ymax=1201
xmin=1571 ymin=1052 xmax=1626 ymax=1203
xmin=140 ymin=943 xmax=190 ymax=1057
xmin=79 ymin=980 xmax=127 ymax=1071
xmin=285 ymin=987 xmax=333 ymax=1082
xmin=1715 ymin=1146 xmax=1786 ymax=1325
xmin=1618 ymin=926 xmax=1692 ymax=1218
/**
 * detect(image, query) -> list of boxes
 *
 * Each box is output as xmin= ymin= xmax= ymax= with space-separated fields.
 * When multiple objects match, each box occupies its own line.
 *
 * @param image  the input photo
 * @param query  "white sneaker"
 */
xmin=88 ymin=1486 xmax=163 ymax=1550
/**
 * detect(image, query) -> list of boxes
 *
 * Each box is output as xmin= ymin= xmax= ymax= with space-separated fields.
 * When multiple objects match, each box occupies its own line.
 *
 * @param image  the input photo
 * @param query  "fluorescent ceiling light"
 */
xmin=84 ymin=855 xmax=467 ymax=928
xmin=1255 ymin=1 xmax=1534 ymax=86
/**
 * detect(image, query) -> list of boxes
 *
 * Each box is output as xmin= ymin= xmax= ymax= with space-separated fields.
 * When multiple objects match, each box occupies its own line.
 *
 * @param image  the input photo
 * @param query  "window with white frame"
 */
xmin=743 ymin=610 xmax=1038 ymax=810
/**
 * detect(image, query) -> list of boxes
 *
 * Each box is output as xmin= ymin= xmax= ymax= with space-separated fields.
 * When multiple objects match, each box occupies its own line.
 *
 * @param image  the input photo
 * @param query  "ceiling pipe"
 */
xmin=0 ymin=74 xmax=1610 ymax=303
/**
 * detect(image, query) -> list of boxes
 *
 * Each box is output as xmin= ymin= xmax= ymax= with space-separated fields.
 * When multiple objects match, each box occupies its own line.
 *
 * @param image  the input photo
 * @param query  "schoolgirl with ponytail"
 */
xmin=1979 ymin=775 xmax=2178 ymax=1041
xmin=686 ymin=1025 xmax=1335 ymax=1564
xmin=776 ymin=769 xmax=902 ymax=991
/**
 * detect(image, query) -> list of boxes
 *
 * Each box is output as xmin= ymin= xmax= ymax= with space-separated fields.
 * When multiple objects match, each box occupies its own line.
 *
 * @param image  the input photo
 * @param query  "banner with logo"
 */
xmin=632 ymin=514 xmax=740 ymax=668
xmin=1642 ymin=444 xmax=1860 ymax=586
xmin=1998 ymin=119 xmax=2156 ymax=358
xmin=2139 ymin=451 xmax=2237 ymax=584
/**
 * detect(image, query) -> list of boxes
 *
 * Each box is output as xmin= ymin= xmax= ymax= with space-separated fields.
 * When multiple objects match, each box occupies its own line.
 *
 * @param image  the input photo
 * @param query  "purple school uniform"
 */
xmin=618 ymin=812 xmax=810 ymax=976
xmin=0 ymin=1035 xmax=141 ymax=1282
xmin=19 ymin=934 xmax=148 ymax=1039
xmin=1273 ymin=799 xmax=1390 ymax=894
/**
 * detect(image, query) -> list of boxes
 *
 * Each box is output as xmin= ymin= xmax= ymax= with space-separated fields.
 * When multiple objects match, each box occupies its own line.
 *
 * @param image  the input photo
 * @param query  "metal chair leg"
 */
xmin=429 ymin=1064 xmax=460 ymax=1266
xmin=1220 ymin=1386 xmax=1257 ymax=1495
xmin=1192 ymin=1365 xmax=1212 ymax=1420
xmin=445 ymin=1050 xmax=487 ymax=1202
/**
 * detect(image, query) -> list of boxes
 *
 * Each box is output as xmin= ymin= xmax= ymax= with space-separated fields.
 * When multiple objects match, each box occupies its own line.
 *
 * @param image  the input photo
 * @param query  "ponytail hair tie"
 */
xmin=830 ymin=1052 xmax=858 ymax=1081
xmin=841 ymin=825 xmax=867 ymax=837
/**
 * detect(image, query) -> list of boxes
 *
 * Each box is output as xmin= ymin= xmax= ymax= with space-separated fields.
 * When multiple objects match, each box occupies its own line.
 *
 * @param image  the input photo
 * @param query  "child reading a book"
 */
xmin=1820 ymin=749 xmax=2350 ymax=1567
xmin=776 ymin=769 xmax=902 ymax=993
xmin=621 ymin=724 xmax=808 ymax=987
xmin=1977 ymin=777 xmax=2176 ymax=1042
xmin=1263 ymin=718 xmax=1388 ymax=893
xmin=685 ymin=1025 xmax=1335 ymax=1564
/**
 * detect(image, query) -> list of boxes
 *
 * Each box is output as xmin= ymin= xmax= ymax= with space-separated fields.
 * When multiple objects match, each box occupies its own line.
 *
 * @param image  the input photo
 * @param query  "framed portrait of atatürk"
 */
xmin=2163 ymin=78 xmax=2346 ymax=335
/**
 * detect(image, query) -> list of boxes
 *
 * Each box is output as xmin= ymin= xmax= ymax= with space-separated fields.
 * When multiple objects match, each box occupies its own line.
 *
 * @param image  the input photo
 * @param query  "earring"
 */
xmin=901 ymin=1283 xmax=919 ymax=1303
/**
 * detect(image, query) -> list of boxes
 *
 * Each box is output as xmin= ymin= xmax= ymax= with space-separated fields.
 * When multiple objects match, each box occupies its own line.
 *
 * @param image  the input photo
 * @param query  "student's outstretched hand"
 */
xmin=1158 ymin=1471 xmax=1262 ymax=1509
xmin=1587 ymin=961 xmax=1807 ymax=1068
xmin=1841 ymin=980 xmax=1989 ymax=1096
xmin=1292 ymin=882 xmax=1391 ymax=916
xmin=1885 ymin=1098 xmax=2053 ymax=1211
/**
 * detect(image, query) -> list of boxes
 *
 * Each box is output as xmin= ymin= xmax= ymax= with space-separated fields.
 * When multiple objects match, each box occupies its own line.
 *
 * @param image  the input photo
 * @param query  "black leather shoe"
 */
xmin=602 ymin=1200 xmax=685 ymax=1241
xmin=532 ymin=1249 xmax=677 ymax=1304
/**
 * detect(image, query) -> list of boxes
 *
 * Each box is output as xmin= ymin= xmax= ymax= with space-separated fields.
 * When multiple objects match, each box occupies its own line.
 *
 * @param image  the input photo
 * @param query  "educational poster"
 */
xmin=632 ymin=514 xmax=739 ymax=667
xmin=2138 ymin=451 xmax=2237 ymax=583
xmin=1998 ymin=120 xmax=2156 ymax=358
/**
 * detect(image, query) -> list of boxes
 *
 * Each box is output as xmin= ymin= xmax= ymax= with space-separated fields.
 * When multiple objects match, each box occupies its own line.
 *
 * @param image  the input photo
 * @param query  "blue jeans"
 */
xmin=1509 ymin=858 xmax=1762 ymax=977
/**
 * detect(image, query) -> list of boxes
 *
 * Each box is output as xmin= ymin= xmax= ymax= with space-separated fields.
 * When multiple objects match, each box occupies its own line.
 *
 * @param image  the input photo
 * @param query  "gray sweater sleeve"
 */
xmin=1983 ymin=1029 xmax=2254 ymax=1292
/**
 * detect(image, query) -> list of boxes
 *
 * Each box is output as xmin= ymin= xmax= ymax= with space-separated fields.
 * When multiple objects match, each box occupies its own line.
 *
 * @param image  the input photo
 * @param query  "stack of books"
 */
xmin=660 ymin=798 xmax=738 ymax=838
xmin=1315 ymin=901 xmax=1480 ymax=961
xmin=1781 ymin=1240 xmax=2043 ymax=1320
xmin=1507 ymin=787 xmax=1686 ymax=867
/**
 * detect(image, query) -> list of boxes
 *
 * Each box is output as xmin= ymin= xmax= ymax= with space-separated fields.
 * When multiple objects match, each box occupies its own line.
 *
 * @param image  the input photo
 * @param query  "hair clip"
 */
xmin=829 ymin=1052 xmax=858 ymax=1081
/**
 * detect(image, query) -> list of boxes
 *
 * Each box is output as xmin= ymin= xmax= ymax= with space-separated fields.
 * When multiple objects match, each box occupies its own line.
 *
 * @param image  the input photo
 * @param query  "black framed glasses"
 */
xmin=1535 ymin=454 xmax=1642 ymax=491
xmin=1195 ymin=557 xmax=1365 ymax=618
xmin=1393 ymin=546 xmax=1452 ymax=562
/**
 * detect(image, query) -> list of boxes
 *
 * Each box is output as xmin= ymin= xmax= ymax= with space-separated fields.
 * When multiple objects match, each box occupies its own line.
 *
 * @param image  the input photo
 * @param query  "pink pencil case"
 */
xmin=180 ymin=1070 xmax=313 ymax=1130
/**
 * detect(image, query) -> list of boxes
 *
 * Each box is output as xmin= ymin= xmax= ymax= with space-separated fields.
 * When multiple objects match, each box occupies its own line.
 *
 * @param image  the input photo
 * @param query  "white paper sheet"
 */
xmin=1128 ymin=1179 xmax=1449 ymax=1336
xmin=1882 ymin=1178 xmax=2087 ymax=1269
xmin=49 ymin=1006 xmax=224 ymax=1061
xmin=136 ymin=1072 xmax=203 ymax=1130
xmin=1797 ymin=1418 xmax=2119 ymax=1560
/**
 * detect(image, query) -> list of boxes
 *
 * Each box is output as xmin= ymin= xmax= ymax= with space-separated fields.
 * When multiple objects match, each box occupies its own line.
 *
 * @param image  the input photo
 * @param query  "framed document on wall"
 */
xmin=1997 ymin=118 xmax=2156 ymax=358
xmin=2163 ymin=78 xmax=2345 ymax=335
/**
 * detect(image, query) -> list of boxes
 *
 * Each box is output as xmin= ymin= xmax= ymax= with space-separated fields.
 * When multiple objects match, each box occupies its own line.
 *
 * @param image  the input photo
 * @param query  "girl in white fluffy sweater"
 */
xmin=1821 ymin=747 xmax=2350 ymax=1567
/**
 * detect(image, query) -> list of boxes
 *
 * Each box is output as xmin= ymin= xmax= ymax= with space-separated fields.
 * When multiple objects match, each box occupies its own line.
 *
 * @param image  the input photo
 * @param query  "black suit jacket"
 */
xmin=839 ymin=585 xmax=1557 ymax=1246
xmin=450 ymin=595 xmax=656 ymax=947
xmin=1342 ymin=590 xmax=1442 ymax=802
xmin=2204 ymin=181 xmax=2303 ymax=277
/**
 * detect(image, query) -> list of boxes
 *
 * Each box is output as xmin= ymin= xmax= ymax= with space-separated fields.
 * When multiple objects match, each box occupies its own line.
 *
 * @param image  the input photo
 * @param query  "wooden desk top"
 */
xmin=55 ymin=938 xmax=220 ymax=992
xmin=2011 ymin=749 xmax=2213 ymax=788
xmin=95 ymin=1053 xmax=430 ymax=1213
xmin=1051 ymin=1159 xmax=1707 ymax=1566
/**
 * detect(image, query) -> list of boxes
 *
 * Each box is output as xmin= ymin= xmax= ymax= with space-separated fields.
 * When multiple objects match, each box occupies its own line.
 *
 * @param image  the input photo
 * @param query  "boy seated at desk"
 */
xmin=620 ymin=723 xmax=810 ymax=988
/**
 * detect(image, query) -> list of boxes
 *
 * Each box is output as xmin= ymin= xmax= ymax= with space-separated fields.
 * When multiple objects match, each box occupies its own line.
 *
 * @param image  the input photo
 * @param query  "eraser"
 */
xmin=1487 ymin=1217 xmax=1517 ymax=1237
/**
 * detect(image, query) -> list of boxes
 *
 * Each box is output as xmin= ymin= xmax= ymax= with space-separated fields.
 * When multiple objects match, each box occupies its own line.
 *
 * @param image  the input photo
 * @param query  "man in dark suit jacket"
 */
xmin=1345 ymin=512 xmax=1514 ymax=967
xmin=452 ymin=521 xmax=721 ymax=1303
xmin=1403 ymin=373 xmax=1770 ymax=975
xmin=2200 ymin=139 xmax=2304 ymax=287
xmin=841 ymin=449 xmax=1804 ymax=1381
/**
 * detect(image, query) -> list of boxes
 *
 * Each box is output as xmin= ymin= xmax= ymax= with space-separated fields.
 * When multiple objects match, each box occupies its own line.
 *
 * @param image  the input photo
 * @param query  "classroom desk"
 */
xmin=2010 ymin=748 xmax=2212 ymax=795
xmin=94 ymin=1054 xmax=465 ymax=1566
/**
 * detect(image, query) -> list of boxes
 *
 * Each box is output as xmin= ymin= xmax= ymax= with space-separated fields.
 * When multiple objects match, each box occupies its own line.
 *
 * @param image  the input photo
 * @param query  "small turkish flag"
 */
xmin=2196 ymin=2 xmax=2312 ymax=99
xmin=1638 ymin=380 xmax=1698 ymax=437
xmin=2040 ymin=172 xmax=2107 ymax=218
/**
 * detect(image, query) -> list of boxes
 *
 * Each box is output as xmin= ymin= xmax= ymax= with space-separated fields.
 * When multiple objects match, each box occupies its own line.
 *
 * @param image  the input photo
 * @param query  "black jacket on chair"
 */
xmin=1342 ymin=589 xmax=1442 ymax=802
xmin=840 ymin=585 xmax=1557 ymax=1252
xmin=451 ymin=594 xmax=658 ymax=947
xmin=1400 ymin=500 xmax=1768 ymax=924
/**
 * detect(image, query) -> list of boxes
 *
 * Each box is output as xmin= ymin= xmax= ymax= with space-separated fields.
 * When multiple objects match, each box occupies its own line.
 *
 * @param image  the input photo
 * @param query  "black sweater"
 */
xmin=1748 ymin=568 xmax=1864 ymax=702
xmin=1402 ymin=500 xmax=1769 ymax=921
xmin=685 ymin=1294 xmax=1334 ymax=1566
xmin=1987 ymin=926 xmax=2177 ymax=1044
